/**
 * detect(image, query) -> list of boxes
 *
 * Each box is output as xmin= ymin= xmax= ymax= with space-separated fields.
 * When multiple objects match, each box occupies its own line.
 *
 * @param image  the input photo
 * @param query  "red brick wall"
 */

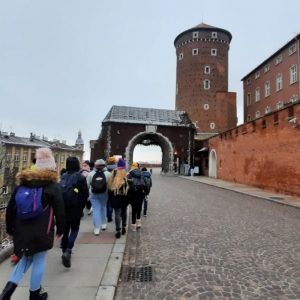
xmin=208 ymin=102 xmax=300 ymax=196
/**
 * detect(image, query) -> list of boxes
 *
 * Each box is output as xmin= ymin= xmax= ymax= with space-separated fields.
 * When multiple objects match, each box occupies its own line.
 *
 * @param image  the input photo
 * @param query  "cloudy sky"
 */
xmin=1 ymin=0 xmax=299 ymax=162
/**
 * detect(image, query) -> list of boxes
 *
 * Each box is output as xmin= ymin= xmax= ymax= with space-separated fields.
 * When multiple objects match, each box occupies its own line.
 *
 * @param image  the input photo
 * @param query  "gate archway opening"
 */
xmin=133 ymin=144 xmax=162 ymax=164
xmin=209 ymin=149 xmax=217 ymax=178
xmin=125 ymin=131 xmax=174 ymax=174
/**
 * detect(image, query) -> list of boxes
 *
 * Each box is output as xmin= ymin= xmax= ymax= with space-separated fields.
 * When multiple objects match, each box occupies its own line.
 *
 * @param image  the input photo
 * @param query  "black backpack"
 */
xmin=60 ymin=172 xmax=80 ymax=208
xmin=130 ymin=176 xmax=149 ymax=197
xmin=143 ymin=176 xmax=151 ymax=195
xmin=91 ymin=170 xmax=107 ymax=194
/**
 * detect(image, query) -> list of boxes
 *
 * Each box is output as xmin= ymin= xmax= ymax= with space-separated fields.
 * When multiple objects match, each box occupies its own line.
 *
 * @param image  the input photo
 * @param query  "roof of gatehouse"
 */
xmin=103 ymin=106 xmax=193 ymax=127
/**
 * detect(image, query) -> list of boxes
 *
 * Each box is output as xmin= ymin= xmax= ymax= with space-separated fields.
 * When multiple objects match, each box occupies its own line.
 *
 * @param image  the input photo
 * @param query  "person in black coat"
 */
xmin=60 ymin=156 xmax=89 ymax=268
xmin=1 ymin=147 xmax=65 ymax=300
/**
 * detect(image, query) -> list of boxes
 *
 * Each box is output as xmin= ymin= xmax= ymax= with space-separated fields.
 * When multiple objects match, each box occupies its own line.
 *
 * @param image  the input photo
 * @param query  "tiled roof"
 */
xmin=193 ymin=22 xmax=216 ymax=29
xmin=102 ymin=106 xmax=192 ymax=127
xmin=47 ymin=141 xmax=78 ymax=151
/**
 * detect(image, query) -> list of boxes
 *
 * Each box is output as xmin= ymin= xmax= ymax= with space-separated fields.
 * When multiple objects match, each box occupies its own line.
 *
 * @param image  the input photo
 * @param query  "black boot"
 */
xmin=122 ymin=226 xmax=126 ymax=235
xmin=0 ymin=282 xmax=17 ymax=300
xmin=61 ymin=248 xmax=72 ymax=268
xmin=29 ymin=286 xmax=48 ymax=300
xmin=115 ymin=230 xmax=121 ymax=238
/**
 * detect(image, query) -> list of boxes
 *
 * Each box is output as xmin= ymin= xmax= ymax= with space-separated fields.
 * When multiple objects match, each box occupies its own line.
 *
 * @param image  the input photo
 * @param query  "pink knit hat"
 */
xmin=35 ymin=148 xmax=56 ymax=171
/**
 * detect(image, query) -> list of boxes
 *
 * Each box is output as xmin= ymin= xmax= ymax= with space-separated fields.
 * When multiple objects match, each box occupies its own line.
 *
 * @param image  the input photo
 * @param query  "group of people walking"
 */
xmin=0 ymin=149 xmax=152 ymax=300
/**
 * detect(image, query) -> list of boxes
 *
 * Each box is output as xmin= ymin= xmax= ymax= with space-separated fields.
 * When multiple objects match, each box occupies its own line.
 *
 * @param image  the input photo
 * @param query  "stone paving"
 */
xmin=115 ymin=174 xmax=300 ymax=300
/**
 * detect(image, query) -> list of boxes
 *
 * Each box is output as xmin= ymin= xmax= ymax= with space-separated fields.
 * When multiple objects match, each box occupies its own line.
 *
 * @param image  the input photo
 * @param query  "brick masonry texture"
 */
xmin=209 ymin=102 xmax=300 ymax=197
xmin=115 ymin=173 xmax=300 ymax=300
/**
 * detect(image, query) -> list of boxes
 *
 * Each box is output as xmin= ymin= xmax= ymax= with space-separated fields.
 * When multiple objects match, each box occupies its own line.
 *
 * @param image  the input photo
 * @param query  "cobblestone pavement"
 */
xmin=115 ymin=173 xmax=300 ymax=300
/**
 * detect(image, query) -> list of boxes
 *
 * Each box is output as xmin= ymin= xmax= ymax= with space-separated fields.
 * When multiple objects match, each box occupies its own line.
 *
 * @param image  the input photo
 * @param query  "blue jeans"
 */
xmin=114 ymin=207 xmax=127 ymax=231
xmin=90 ymin=193 xmax=108 ymax=229
xmin=9 ymin=250 xmax=48 ymax=291
xmin=61 ymin=219 xmax=80 ymax=252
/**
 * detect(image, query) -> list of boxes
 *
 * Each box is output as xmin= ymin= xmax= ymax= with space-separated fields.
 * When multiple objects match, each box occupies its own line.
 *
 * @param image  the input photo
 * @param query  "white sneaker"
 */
xmin=94 ymin=228 xmax=100 ymax=235
xmin=101 ymin=224 xmax=107 ymax=231
xmin=87 ymin=207 xmax=93 ymax=215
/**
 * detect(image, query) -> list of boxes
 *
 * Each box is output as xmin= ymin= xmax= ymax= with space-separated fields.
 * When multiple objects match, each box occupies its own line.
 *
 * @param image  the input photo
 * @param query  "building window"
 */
xmin=211 ymin=49 xmax=217 ymax=56
xmin=179 ymin=53 xmax=183 ymax=60
xmin=276 ymin=74 xmax=282 ymax=91
xmin=23 ymin=152 xmax=28 ymax=161
xmin=290 ymin=95 xmax=298 ymax=103
xmin=247 ymin=115 xmax=251 ymax=122
xmin=289 ymin=44 xmax=297 ymax=55
xmin=193 ymin=32 xmax=198 ymax=38
xmin=14 ymin=151 xmax=19 ymax=161
xmin=212 ymin=32 xmax=218 ymax=38
xmin=255 ymin=88 xmax=260 ymax=102
xmin=275 ymin=55 xmax=282 ymax=65
xmin=204 ymin=104 xmax=209 ymax=110
xmin=204 ymin=80 xmax=210 ymax=89
xmin=210 ymin=123 xmax=215 ymax=129
xmin=192 ymin=49 xmax=198 ymax=56
xmin=255 ymin=72 xmax=260 ymax=79
xmin=290 ymin=65 xmax=297 ymax=84
xmin=0 ymin=201 xmax=7 ymax=207
xmin=255 ymin=111 xmax=260 ymax=118
xmin=247 ymin=78 xmax=251 ymax=85
xmin=264 ymin=64 xmax=270 ymax=73
xmin=2 ymin=186 xmax=8 ymax=195
xmin=205 ymin=66 xmax=210 ymax=74
xmin=6 ymin=151 xmax=11 ymax=161
xmin=61 ymin=155 xmax=65 ymax=163
xmin=176 ymin=84 xmax=178 ymax=94
xmin=247 ymin=93 xmax=251 ymax=106
xmin=277 ymin=101 xmax=284 ymax=109
xmin=265 ymin=106 xmax=271 ymax=114
xmin=265 ymin=81 xmax=270 ymax=97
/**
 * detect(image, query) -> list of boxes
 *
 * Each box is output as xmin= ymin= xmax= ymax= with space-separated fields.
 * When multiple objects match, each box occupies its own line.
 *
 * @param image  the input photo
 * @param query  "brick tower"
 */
xmin=174 ymin=22 xmax=237 ymax=138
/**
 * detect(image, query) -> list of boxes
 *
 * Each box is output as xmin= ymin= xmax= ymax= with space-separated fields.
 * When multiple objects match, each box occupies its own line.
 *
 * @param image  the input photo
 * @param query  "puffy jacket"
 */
xmin=6 ymin=169 xmax=65 ymax=257
xmin=127 ymin=168 xmax=146 ymax=205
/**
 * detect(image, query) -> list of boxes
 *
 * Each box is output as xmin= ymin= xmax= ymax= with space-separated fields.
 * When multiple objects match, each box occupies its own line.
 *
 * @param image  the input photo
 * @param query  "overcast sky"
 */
xmin=1 ymin=0 xmax=299 ymax=162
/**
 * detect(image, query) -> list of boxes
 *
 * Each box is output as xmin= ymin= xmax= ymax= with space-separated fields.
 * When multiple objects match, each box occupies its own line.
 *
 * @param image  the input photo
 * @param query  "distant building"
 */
xmin=241 ymin=34 xmax=300 ymax=123
xmin=174 ymin=22 xmax=237 ymax=140
xmin=0 ymin=131 xmax=84 ymax=197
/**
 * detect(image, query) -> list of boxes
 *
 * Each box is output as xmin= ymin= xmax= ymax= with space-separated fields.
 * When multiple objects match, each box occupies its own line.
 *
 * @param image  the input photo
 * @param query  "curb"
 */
xmin=179 ymin=176 xmax=300 ymax=209
xmin=0 ymin=244 xmax=13 ymax=264
xmin=95 ymin=216 xmax=128 ymax=300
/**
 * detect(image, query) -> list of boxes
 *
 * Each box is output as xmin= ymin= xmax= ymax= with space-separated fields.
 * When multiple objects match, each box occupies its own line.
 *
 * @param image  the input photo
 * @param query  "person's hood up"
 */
xmin=141 ymin=171 xmax=151 ymax=177
xmin=66 ymin=156 xmax=80 ymax=172
xmin=16 ymin=169 xmax=58 ymax=188
xmin=129 ymin=168 xmax=142 ymax=178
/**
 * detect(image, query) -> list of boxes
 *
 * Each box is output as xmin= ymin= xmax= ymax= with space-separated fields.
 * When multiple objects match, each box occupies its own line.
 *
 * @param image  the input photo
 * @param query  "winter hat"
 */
xmin=141 ymin=167 xmax=147 ymax=171
xmin=95 ymin=159 xmax=106 ymax=165
xmin=35 ymin=148 xmax=56 ymax=171
xmin=117 ymin=158 xmax=126 ymax=169
xmin=108 ymin=156 xmax=116 ymax=163
xmin=131 ymin=162 xmax=139 ymax=169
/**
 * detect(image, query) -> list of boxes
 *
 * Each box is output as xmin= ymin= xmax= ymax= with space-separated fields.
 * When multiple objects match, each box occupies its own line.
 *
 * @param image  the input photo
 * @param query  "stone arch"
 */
xmin=125 ymin=131 xmax=174 ymax=174
xmin=209 ymin=149 xmax=217 ymax=178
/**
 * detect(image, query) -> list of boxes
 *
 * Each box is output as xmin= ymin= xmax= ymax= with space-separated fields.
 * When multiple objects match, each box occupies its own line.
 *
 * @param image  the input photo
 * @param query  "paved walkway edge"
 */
xmin=179 ymin=176 xmax=300 ymax=209
xmin=0 ymin=245 xmax=13 ymax=264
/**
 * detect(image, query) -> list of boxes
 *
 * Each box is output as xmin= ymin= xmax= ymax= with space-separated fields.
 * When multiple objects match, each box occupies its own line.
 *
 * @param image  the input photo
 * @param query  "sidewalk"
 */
xmin=179 ymin=175 xmax=300 ymax=208
xmin=0 ymin=211 xmax=126 ymax=300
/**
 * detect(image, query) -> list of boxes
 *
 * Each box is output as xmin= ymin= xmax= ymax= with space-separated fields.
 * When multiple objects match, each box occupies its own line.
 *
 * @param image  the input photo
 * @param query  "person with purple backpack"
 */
xmin=0 ymin=148 xmax=65 ymax=300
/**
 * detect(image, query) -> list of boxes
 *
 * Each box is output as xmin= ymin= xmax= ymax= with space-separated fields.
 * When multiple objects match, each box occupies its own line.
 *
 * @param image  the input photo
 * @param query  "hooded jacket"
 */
xmin=6 ymin=169 xmax=65 ymax=257
xmin=127 ymin=168 xmax=147 ymax=205
xmin=62 ymin=157 xmax=89 ymax=221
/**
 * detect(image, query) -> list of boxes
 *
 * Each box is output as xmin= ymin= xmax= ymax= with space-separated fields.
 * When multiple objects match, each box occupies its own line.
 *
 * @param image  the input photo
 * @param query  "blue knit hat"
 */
xmin=117 ymin=158 xmax=126 ymax=169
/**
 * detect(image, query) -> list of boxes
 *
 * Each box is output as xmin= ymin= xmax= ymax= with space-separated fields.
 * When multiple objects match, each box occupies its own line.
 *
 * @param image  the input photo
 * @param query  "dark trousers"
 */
xmin=131 ymin=203 xmax=143 ymax=224
xmin=114 ymin=206 xmax=128 ymax=231
xmin=143 ymin=198 xmax=148 ymax=214
xmin=61 ymin=219 xmax=81 ymax=252
xmin=86 ymin=200 xmax=92 ymax=210
xmin=107 ymin=200 xmax=113 ymax=219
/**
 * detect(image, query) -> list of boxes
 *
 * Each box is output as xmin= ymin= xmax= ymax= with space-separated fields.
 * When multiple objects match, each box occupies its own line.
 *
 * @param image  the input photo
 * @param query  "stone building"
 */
xmin=242 ymin=33 xmax=300 ymax=123
xmin=174 ymin=22 xmax=237 ymax=140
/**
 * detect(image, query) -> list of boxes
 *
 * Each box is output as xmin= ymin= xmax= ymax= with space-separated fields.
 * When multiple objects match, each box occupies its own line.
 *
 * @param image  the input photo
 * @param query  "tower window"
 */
xmin=204 ymin=104 xmax=209 ymax=110
xmin=247 ymin=78 xmax=251 ymax=85
xmin=179 ymin=53 xmax=183 ymax=60
xmin=211 ymin=49 xmax=217 ymax=56
xmin=193 ymin=32 xmax=199 ymax=38
xmin=212 ymin=32 xmax=218 ymax=38
xmin=204 ymin=80 xmax=210 ymax=90
xmin=210 ymin=123 xmax=215 ymax=129
xmin=176 ymin=84 xmax=178 ymax=94
xmin=247 ymin=93 xmax=251 ymax=106
xmin=192 ymin=49 xmax=198 ymax=56
xmin=205 ymin=66 xmax=210 ymax=74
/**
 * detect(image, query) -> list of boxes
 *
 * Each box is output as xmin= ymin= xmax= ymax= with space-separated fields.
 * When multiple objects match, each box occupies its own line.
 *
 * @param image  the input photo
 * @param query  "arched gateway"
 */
xmin=90 ymin=106 xmax=195 ymax=174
